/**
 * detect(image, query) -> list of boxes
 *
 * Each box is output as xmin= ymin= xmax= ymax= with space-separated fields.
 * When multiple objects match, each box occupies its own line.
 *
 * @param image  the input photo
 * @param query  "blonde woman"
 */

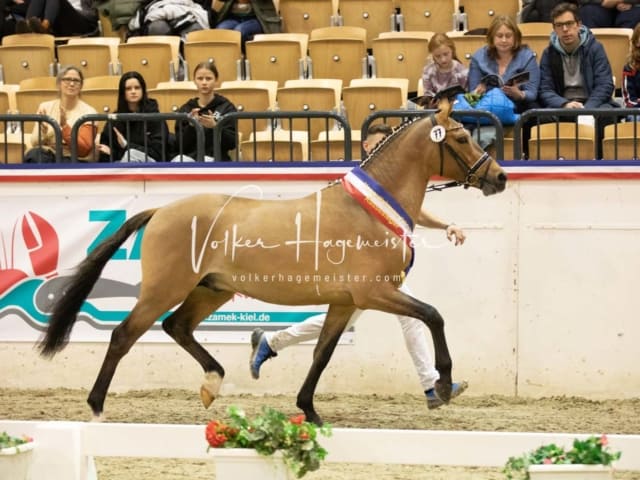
xmin=24 ymin=66 xmax=97 ymax=163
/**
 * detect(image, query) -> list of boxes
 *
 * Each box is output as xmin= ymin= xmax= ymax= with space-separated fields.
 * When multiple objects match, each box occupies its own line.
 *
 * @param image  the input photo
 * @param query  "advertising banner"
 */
xmin=0 ymin=193 xmax=332 ymax=344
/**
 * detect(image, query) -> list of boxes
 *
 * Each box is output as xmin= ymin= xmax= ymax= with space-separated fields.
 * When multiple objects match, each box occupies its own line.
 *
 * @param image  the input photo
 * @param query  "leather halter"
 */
xmin=427 ymin=113 xmax=492 ymax=193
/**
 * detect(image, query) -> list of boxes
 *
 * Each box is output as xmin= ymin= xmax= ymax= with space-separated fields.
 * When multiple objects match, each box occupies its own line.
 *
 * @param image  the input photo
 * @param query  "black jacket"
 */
xmin=99 ymin=98 xmax=169 ymax=162
xmin=175 ymin=94 xmax=237 ymax=160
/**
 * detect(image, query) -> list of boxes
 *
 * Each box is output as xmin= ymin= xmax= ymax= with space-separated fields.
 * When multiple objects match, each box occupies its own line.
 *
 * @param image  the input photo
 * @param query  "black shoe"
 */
xmin=28 ymin=17 xmax=44 ymax=34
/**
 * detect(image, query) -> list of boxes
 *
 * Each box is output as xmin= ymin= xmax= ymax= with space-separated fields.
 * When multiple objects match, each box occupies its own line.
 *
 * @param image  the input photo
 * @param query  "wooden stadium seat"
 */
xmin=518 ymin=22 xmax=552 ymax=36
xmin=458 ymin=0 xmax=519 ymax=31
xmin=0 ymin=45 xmax=56 ymax=84
xmin=245 ymin=33 xmax=308 ymax=86
xmin=184 ymin=29 xmax=242 ymax=83
xmin=19 ymin=77 xmax=57 ymax=91
xmin=337 ymin=0 xmax=396 ymax=48
xmin=372 ymin=32 xmax=432 ymax=87
xmin=450 ymin=35 xmax=487 ymax=67
xmin=308 ymin=26 xmax=368 ymax=85
xmin=0 ymin=133 xmax=27 ymax=163
xmin=15 ymin=89 xmax=58 ymax=132
xmin=528 ymin=122 xmax=595 ymax=160
xmin=341 ymin=78 xmax=408 ymax=130
xmin=217 ymin=80 xmax=278 ymax=139
xmin=276 ymin=78 xmax=343 ymax=138
xmin=148 ymin=81 xmax=197 ymax=133
xmin=393 ymin=0 xmax=455 ymax=32
xmin=83 ymin=75 xmax=121 ymax=90
xmin=310 ymin=128 xmax=361 ymax=161
xmin=602 ymin=122 xmax=640 ymax=160
xmin=590 ymin=28 xmax=633 ymax=93
xmin=522 ymin=34 xmax=550 ymax=61
xmin=1 ymin=33 xmax=55 ymax=53
xmin=57 ymin=37 xmax=121 ymax=78
xmin=278 ymin=0 xmax=338 ymax=35
xmin=119 ymin=36 xmax=181 ymax=89
xmin=240 ymin=129 xmax=309 ymax=162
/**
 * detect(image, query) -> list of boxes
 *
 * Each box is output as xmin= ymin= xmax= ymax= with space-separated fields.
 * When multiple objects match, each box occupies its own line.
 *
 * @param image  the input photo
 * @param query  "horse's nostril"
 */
xmin=498 ymin=172 xmax=508 ymax=183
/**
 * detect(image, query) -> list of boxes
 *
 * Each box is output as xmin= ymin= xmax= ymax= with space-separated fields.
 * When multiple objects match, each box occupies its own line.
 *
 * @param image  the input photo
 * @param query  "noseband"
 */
xmin=427 ymin=113 xmax=492 ymax=193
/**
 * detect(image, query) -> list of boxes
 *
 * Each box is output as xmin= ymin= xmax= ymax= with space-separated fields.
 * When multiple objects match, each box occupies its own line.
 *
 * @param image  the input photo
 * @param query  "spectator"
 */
xmin=212 ymin=0 xmax=281 ymax=46
xmin=172 ymin=61 xmax=237 ymax=162
xmin=16 ymin=0 xmax=98 ymax=36
xmin=538 ymin=2 xmax=620 ymax=157
xmin=520 ymin=0 xmax=564 ymax=22
xmin=469 ymin=15 xmax=541 ymax=115
xmin=97 ymin=71 xmax=169 ymax=163
xmin=24 ymin=66 xmax=97 ymax=163
xmin=622 ymin=22 xmax=640 ymax=108
xmin=577 ymin=0 xmax=640 ymax=29
xmin=127 ymin=0 xmax=209 ymax=38
xmin=421 ymin=32 xmax=469 ymax=104
xmin=1 ymin=0 xmax=28 ymax=38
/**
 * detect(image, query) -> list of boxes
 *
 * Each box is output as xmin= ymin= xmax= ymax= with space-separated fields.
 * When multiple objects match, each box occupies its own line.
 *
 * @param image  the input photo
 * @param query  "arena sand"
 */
xmin=1 ymin=388 xmax=639 ymax=479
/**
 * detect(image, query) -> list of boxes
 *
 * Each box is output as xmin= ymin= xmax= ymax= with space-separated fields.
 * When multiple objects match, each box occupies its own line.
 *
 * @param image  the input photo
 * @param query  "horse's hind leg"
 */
xmin=362 ymin=287 xmax=453 ymax=403
xmin=87 ymin=295 xmax=180 ymax=419
xmin=161 ymin=277 xmax=234 ymax=408
xmin=297 ymin=304 xmax=357 ymax=426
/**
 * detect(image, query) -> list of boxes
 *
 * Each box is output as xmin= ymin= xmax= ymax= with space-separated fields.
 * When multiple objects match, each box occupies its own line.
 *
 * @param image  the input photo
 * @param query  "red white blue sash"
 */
xmin=341 ymin=167 xmax=415 ymax=275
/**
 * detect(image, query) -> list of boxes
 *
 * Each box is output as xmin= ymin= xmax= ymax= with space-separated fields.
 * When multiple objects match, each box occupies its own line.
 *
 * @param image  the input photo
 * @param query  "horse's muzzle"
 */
xmin=482 ymin=171 xmax=508 ymax=196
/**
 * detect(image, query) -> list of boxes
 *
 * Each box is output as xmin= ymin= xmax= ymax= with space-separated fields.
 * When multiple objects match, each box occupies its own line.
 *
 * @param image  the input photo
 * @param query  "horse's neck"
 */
xmin=361 ymin=148 xmax=429 ymax=226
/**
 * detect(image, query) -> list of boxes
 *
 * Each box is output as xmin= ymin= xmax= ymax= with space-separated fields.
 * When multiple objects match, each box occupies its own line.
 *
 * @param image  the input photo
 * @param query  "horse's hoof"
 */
xmin=200 ymin=371 xmax=223 ymax=408
xmin=435 ymin=380 xmax=452 ymax=403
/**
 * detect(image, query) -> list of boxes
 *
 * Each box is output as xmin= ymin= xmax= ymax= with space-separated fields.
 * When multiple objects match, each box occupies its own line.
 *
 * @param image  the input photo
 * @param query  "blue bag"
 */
xmin=453 ymin=89 xmax=520 ymax=126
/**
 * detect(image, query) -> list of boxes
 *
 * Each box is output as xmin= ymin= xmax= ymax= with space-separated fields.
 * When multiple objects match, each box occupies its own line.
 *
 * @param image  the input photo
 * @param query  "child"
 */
xmin=622 ymin=23 xmax=640 ymax=109
xmin=421 ymin=33 xmax=469 ymax=101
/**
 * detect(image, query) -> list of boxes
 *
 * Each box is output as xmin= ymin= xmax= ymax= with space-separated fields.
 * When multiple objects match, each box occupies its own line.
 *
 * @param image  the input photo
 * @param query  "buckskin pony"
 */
xmin=39 ymin=95 xmax=508 ymax=425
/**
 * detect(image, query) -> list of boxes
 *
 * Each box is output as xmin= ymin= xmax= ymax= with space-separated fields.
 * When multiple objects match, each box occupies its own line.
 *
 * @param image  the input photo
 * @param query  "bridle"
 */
xmin=426 ymin=113 xmax=492 ymax=193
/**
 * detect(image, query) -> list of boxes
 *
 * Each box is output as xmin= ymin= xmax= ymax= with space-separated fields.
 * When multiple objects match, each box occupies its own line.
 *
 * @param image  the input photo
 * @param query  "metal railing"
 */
xmin=0 ymin=114 xmax=63 ymax=163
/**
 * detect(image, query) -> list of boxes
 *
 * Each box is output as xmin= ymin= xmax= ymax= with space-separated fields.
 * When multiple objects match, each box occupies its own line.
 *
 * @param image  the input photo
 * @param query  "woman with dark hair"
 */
xmin=97 ymin=71 xmax=168 ymax=162
xmin=172 ymin=60 xmax=237 ymax=162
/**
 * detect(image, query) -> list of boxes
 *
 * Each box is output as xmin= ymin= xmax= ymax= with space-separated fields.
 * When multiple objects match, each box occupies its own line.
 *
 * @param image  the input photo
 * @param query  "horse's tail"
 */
xmin=38 ymin=209 xmax=157 ymax=358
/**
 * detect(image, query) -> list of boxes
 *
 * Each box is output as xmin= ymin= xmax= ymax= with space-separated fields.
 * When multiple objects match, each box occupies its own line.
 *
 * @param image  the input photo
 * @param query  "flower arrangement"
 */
xmin=205 ymin=405 xmax=332 ymax=478
xmin=504 ymin=434 xmax=622 ymax=480
xmin=0 ymin=432 xmax=33 ymax=452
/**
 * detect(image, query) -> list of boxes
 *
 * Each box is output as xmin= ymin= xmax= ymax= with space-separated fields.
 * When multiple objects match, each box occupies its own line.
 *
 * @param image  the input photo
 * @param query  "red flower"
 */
xmin=600 ymin=434 xmax=609 ymax=446
xmin=299 ymin=432 xmax=310 ymax=441
xmin=205 ymin=420 xmax=229 ymax=448
xmin=289 ymin=414 xmax=305 ymax=425
xmin=543 ymin=458 xmax=553 ymax=464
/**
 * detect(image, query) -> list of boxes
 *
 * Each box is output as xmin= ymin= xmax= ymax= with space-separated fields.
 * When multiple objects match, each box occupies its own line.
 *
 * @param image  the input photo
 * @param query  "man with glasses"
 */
xmin=538 ymin=2 xmax=620 ymax=158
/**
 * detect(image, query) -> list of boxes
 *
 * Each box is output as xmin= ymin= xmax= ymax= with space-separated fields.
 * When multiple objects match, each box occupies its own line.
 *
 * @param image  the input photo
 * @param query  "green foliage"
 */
xmin=0 ymin=431 xmax=32 ymax=450
xmin=503 ymin=435 xmax=621 ymax=480
xmin=205 ymin=406 xmax=332 ymax=478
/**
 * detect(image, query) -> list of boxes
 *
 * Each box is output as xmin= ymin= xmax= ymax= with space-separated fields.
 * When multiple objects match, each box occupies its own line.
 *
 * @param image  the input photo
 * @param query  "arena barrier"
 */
xmin=1 ymin=419 xmax=640 ymax=479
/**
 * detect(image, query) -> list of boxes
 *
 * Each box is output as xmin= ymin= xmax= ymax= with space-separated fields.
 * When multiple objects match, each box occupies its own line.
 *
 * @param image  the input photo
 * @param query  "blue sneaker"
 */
xmin=425 ymin=381 xmax=468 ymax=410
xmin=249 ymin=328 xmax=277 ymax=379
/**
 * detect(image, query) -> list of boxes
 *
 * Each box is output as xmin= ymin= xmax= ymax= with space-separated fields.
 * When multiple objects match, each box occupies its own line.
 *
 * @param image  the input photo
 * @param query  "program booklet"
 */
xmin=481 ymin=71 xmax=530 ymax=88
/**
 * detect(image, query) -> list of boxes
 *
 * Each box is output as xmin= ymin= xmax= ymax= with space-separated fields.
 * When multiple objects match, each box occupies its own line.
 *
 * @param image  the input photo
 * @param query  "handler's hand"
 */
xmin=446 ymin=224 xmax=466 ymax=246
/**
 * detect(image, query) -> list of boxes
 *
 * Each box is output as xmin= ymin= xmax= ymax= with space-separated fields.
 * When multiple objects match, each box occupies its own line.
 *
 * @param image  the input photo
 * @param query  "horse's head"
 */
xmin=429 ymin=95 xmax=507 ymax=196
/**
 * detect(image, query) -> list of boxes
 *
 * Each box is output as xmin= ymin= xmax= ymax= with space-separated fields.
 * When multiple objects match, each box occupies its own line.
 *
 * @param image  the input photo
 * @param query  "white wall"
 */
xmin=1 ymin=166 xmax=639 ymax=400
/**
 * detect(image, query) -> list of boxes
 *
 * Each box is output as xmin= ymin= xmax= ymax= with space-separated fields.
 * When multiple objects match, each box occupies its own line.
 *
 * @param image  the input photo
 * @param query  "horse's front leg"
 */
xmin=297 ymin=304 xmax=356 ymax=425
xmin=359 ymin=286 xmax=453 ymax=402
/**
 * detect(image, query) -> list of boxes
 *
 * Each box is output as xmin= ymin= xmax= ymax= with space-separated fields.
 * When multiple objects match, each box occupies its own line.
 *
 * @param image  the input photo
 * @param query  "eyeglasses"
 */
xmin=553 ymin=20 xmax=577 ymax=30
xmin=61 ymin=78 xmax=82 ymax=85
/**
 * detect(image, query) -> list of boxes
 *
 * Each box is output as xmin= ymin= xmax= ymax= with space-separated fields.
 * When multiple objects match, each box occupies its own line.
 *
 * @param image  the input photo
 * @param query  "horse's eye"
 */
xmin=457 ymin=137 xmax=468 ymax=144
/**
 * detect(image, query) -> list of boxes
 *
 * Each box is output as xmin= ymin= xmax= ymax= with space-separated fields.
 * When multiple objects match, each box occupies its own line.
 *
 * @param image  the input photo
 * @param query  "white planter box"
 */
xmin=208 ymin=448 xmax=294 ymax=480
xmin=529 ymin=464 xmax=613 ymax=479
xmin=0 ymin=442 xmax=36 ymax=480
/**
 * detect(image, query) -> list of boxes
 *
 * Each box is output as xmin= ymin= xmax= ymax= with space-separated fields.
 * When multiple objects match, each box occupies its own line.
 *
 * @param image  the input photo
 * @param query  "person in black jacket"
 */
xmin=172 ymin=61 xmax=237 ymax=162
xmin=97 ymin=71 xmax=169 ymax=162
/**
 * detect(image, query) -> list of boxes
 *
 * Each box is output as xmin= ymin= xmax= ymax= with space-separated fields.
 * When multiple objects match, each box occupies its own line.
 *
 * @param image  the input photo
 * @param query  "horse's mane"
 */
xmin=359 ymin=116 xmax=425 ymax=170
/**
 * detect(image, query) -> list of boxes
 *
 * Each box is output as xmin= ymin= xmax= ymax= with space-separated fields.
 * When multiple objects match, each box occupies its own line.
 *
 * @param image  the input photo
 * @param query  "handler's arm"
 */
xmin=416 ymin=209 xmax=466 ymax=245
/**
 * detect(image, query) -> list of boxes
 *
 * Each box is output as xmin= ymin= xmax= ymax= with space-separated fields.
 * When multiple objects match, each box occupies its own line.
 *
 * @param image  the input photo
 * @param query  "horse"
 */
xmin=38 ymin=96 xmax=507 ymax=426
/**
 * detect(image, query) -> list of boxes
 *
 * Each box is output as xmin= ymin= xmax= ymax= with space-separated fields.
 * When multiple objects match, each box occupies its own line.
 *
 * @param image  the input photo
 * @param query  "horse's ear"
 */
xmin=434 ymin=84 xmax=464 ymax=117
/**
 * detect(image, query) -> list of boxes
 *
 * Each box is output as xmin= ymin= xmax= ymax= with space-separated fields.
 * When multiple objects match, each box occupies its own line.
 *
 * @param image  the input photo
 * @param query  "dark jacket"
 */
xmin=538 ymin=26 xmax=619 ymax=109
xmin=99 ymin=98 xmax=168 ymax=162
xmin=175 ymin=94 xmax=237 ymax=160
xmin=213 ymin=0 xmax=281 ymax=33
xmin=622 ymin=64 xmax=640 ymax=108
